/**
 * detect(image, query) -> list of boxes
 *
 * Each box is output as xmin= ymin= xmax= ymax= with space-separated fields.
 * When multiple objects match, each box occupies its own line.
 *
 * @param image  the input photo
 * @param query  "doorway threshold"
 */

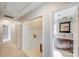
xmin=23 ymin=49 xmax=42 ymax=57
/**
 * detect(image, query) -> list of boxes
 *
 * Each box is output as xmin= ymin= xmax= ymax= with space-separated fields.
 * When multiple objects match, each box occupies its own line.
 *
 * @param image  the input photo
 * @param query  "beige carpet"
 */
xmin=0 ymin=42 xmax=27 ymax=57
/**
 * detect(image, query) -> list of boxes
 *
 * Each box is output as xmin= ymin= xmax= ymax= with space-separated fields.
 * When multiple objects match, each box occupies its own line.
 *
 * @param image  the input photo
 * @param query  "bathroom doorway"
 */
xmin=2 ymin=21 xmax=11 ymax=42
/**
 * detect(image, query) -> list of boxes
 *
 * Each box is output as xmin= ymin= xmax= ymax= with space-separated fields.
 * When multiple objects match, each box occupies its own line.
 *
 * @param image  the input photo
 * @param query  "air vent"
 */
xmin=4 ymin=15 xmax=14 ymax=18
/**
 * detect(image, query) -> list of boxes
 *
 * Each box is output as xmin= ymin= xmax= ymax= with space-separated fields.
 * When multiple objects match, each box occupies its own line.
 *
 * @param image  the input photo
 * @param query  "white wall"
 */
xmin=72 ymin=7 xmax=79 ymax=57
xmin=22 ymin=2 xmax=79 ymax=57
xmin=0 ymin=22 xmax=3 ymax=44
xmin=10 ymin=21 xmax=21 ymax=45
xmin=22 ymin=21 xmax=32 ymax=51
xmin=15 ymin=22 xmax=22 ymax=49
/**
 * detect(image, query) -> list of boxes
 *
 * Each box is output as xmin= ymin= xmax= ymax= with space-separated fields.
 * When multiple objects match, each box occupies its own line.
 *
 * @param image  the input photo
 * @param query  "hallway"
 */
xmin=0 ymin=42 xmax=27 ymax=57
xmin=0 ymin=2 xmax=78 ymax=57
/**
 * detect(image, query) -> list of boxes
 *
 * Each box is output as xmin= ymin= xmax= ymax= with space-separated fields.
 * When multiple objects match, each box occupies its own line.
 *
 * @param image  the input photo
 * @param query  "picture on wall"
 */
xmin=59 ymin=22 xmax=70 ymax=33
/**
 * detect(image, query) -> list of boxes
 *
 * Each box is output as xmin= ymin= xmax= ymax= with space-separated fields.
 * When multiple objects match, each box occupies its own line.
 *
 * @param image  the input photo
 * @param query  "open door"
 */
xmin=2 ymin=23 xmax=11 ymax=43
xmin=22 ymin=16 xmax=43 ymax=57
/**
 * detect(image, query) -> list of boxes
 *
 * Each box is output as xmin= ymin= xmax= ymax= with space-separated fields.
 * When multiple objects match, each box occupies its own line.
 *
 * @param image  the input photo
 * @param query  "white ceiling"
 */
xmin=0 ymin=2 xmax=74 ymax=20
xmin=0 ymin=2 xmax=45 ymax=19
xmin=4 ymin=2 xmax=31 ymax=17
